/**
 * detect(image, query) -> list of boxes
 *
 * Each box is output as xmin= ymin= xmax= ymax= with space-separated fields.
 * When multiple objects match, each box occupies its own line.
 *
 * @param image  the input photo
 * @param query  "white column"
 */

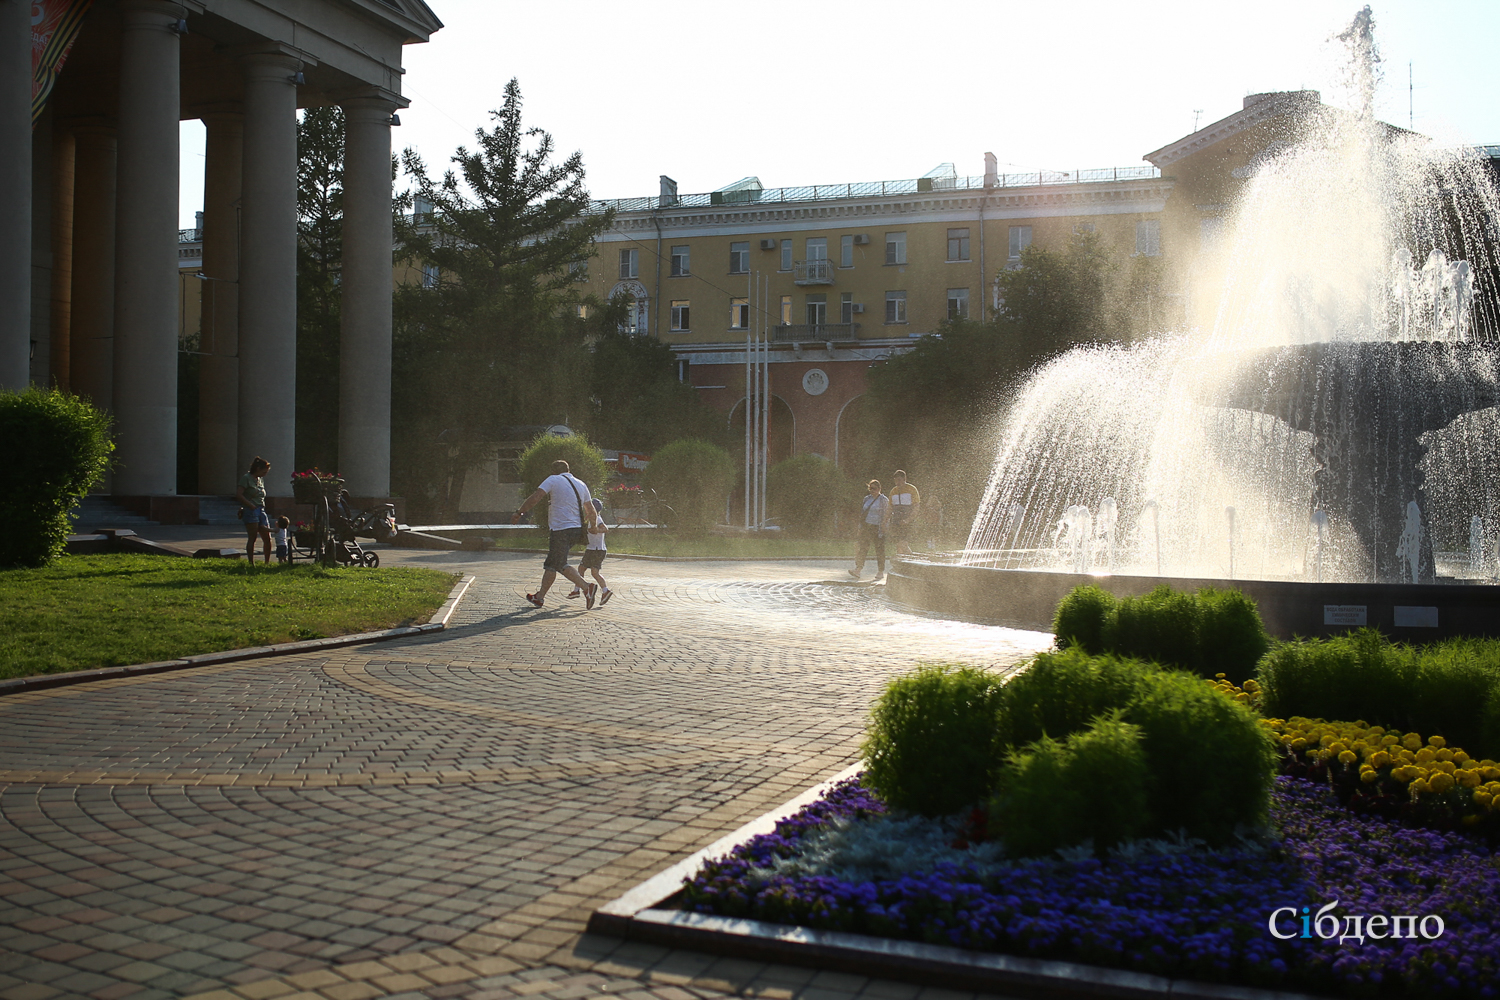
xmin=69 ymin=125 xmax=117 ymax=410
xmin=237 ymin=51 xmax=300 ymax=494
xmin=338 ymin=95 xmax=396 ymax=497
xmin=0 ymin=0 xmax=32 ymax=391
xmin=112 ymin=0 xmax=183 ymax=495
xmin=198 ymin=112 xmax=242 ymax=494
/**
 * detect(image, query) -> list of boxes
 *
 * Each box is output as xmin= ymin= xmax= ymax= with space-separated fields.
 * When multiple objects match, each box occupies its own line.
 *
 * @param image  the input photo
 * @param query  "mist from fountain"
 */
xmin=964 ymin=9 xmax=1500 ymax=584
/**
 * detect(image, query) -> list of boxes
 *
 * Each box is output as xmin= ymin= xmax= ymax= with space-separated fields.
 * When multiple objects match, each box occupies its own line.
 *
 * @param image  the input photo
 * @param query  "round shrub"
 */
xmin=1105 ymin=585 xmax=1202 ymax=676
xmin=641 ymin=438 xmax=735 ymax=533
xmin=861 ymin=663 xmax=1008 ymax=817
xmin=1122 ymin=670 xmax=1278 ymax=843
xmin=1195 ymin=588 xmax=1271 ymax=684
xmin=992 ymin=713 xmax=1149 ymax=857
xmin=0 ymin=388 xmax=113 ymax=568
xmin=766 ymin=454 xmax=852 ymax=537
xmin=516 ymin=432 xmax=609 ymax=526
xmin=1052 ymin=584 xmax=1115 ymax=653
xmin=994 ymin=647 xmax=1154 ymax=752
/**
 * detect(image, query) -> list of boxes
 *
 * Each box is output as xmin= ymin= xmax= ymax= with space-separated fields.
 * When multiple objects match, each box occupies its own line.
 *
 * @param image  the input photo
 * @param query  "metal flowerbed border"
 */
xmin=588 ymin=763 xmax=1327 ymax=1000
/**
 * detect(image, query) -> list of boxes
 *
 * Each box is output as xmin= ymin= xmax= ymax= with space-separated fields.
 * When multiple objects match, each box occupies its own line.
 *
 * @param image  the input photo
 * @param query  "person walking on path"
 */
xmin=888 ymin=470 xmax=921 ymax=557
xmin=567 ymin=498 xmax=614 ymax=606
xmin=236 ymin=457 xmax=273 ymax=565
xmin=850 ymin=479 xmax=890 ymax=580
xmin=512 ymin=460 xmax=600 ymax=609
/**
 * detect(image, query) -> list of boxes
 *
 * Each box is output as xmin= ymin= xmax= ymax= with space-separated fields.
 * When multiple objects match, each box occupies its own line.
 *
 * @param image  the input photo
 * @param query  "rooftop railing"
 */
xmin=588 ymin=165 xmax=1162 ymax=215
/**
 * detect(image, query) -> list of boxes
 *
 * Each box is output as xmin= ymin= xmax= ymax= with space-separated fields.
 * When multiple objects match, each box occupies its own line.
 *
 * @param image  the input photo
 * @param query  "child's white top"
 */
xmin=586 ymin=529 xmax=606 ymax=551
xmin=274 ymin=527 xmax=289 ymax=545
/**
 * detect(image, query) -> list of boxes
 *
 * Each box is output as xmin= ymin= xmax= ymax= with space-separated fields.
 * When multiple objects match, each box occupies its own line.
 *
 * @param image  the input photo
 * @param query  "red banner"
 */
xmin=32 ymin=0 xmax=94 ymax=127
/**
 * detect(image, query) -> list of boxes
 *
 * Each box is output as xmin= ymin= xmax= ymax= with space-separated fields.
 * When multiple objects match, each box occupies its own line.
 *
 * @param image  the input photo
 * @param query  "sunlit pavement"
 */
xmin=0 ymin=548 xmax=1051 ymax=1000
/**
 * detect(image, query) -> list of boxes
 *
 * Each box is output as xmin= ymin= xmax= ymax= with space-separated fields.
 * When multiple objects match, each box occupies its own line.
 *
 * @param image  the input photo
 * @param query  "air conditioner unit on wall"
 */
xmin=759 ymin=239 xmax=777 ymax=250
xmin=852 ymin=234 xmax=870 ymax=245
xmin=851 ymin=303 xmax=865 ymax=314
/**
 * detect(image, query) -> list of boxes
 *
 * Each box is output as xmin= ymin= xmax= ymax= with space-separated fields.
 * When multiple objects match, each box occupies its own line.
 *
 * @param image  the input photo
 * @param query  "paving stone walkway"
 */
xmin=0 ymin=552 xmax=1051 ymax=1000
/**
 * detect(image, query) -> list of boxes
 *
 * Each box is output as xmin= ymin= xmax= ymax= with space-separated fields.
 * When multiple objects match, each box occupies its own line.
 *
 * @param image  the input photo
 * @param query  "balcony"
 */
xmin=793 ymin=259 xmax=835 ymax=285
xmin=772 ymin=323 xmax=860 ymax=343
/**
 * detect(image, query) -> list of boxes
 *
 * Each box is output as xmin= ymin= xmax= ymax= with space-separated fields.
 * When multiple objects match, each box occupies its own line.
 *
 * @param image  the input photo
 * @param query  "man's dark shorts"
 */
xmin=545 ymin=528 xmax=580 ymax=571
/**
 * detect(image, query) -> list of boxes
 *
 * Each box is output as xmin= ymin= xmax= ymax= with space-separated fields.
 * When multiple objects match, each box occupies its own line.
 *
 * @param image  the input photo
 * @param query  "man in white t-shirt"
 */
xmin=511 ymin=460 xmax=600 ymax=609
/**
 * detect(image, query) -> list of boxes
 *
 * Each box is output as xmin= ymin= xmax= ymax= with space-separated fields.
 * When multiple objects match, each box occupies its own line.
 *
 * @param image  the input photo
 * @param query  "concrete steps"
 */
xmin=197 ymin=496 xmax=243 ymax=526
xmin=70 ymin=495 xmax=157 ymax=530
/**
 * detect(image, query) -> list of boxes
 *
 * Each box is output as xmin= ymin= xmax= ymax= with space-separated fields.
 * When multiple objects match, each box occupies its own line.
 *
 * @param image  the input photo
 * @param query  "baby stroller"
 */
xmin=328 ymin=491 xmax=397 ymax=568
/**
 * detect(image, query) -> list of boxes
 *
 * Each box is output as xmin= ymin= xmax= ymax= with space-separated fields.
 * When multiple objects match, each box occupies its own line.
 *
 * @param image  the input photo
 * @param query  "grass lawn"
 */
xmin=483 ymin=529 xmax=859 ymax=559
xmin=0 ymin=554 xmax=458 ymax=680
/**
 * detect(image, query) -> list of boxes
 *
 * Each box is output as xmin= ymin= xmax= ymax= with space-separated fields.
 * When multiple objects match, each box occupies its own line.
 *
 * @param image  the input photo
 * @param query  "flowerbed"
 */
xmin=682 ymin=775 xmax=1500 ymax=998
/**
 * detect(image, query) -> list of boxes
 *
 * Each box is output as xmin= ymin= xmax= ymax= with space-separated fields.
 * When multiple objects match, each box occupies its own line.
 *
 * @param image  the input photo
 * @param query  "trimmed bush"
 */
xmin=1122 ymin=670 xmax=1278 ymax=842
xmin=992 ymin=713 xmax=1149 ymax=857
xmin=641 ymin=438 xmax=735 ymax=533
xmin=861 ymin=664 xmax=1008 ymax=817
xmin=516 ymin=432 xmax=609 ymax=527
xmin=1052 ymin=584 xmax=1114 ymax=654
xmin=1 ymin=388 xmax=113 ymax=568
xmin=993 ymin=647 xmax=1154 ymax=751
xmin=1051 ymin=583 xmax=1270 ymax=684
xmin=1257 ymin=629 xmax=1500 ymax=758
xmin=767 ymin=454 xmax=852 ymax=537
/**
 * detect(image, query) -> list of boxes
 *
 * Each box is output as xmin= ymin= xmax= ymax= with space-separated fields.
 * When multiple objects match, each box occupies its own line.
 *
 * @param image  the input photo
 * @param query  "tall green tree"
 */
xmin=584 ymin=321 xmax=724 ymax=452
xmin=296 ymin=106 xmax=344 ymax=473
xmin=393 ymin=78 xmax=613 ymax=519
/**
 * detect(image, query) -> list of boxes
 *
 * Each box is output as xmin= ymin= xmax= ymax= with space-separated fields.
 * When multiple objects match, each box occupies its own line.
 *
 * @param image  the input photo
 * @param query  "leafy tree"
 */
xmin=767 ymin=454 xmax=852 ymax=538
xmin=392 ymin=78 xmax=613 ymax=519
xmin=585 ymin=324 xmax=724 ymax=452
xmin=2 ymin=389 xmax=113 ymax=567
xmin=515 ymin=432 xmax=609 ymax=528
xmin=994 ymin=229 xmax=1117 ymax=352
xmin=641 ymin=439 xmax=735 ymax=533
xmin=296 ymin=106 xmax=344 ymax=473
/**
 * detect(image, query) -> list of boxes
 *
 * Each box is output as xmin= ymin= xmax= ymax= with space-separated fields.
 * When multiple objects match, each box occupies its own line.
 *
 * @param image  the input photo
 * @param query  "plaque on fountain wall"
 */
xmin=1394 ymin=606 xmax=1439 ymax=628
xmin=1324 ymin=605 xmax=1367 ymax=626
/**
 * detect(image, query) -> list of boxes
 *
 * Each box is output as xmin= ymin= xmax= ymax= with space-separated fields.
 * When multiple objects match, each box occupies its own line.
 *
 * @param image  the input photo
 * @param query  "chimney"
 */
xmin=983 ymin=152 xmax=998 ymax=188
xmin=195 ymin=210 xmax=204 ymax=232
xmin=659 ymin=175 xmax=678 ymax=208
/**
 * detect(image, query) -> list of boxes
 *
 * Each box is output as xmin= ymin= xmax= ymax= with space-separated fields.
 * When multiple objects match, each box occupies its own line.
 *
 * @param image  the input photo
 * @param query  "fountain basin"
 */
xmin=887 ymin=558 xmax=1500 ymax=642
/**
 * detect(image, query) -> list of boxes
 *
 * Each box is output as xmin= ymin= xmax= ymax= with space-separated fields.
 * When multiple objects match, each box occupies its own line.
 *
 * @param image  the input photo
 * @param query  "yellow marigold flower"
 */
xmin=1291 ymin=737 xmax=1308 ymax=751
xmin=1399 ymin=749 xmax=1416 ymax=764
xmin=1381 ymin=735 xmax=1400 ymax=747
xmin=1392 ymin=766 xmax=1414 ymax=783
xmin=1416 ymin=747 xmax=1437 ymax=763
xmin=1458 ymin=770 xmax=1481 ymax=789
xmin=1320 ymin=734 xmax=1337 ymax=747
xmin=1459 ymin=758 xmax=1479 ymax=771
xmin=1429 ymin=735 xmax=1447 ymax=749
xmin=1436 ymin=748 xmax=1454 ymax=763
xmin=1338 ymin=750 xmax=1357 ymax=766
xmin=1235 ymin=692 xmax=1250 ymax=703
xmin=1244 ymin=679 xmax=1260 ymax=691
xmin=1437 ymin=760 xmax=1457 ymax=775
xmin=1329 ymin=741 xmax=1349 ymax=755
xmin=1361 ymin=769 xmax=1379 ymax=784
xmin=1411 ymin=778 xmax=1431 ymax=795
xmin=1432 ymin=772 xmax=1457 ymax=794
xmin=1403 ymin=734 xmax=1424 ymax=751
xmin=1454 ymin=751 xmax=1471 ymax=764
xmin=1367 ymin=726 xmax=1385 ymax=736
xmin=1477 ymin=790 xmax=1495 ymax=809
xmin=1369 ymin=750 xmax=1391 ymax=769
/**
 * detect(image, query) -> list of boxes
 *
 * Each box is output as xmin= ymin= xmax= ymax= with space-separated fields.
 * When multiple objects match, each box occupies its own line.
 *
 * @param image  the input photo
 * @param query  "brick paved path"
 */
xmin=0 ymin=553 xmax=1050 ymax=1000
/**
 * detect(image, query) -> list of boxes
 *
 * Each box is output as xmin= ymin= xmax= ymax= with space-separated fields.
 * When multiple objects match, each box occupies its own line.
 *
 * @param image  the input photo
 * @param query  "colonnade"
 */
xmin=0 ymin=0 xmax=397 ymax=499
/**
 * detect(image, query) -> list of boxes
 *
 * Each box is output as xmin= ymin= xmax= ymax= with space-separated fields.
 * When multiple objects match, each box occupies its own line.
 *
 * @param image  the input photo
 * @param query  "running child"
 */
xmin=567 ymin=499 xmax=613 ymax=605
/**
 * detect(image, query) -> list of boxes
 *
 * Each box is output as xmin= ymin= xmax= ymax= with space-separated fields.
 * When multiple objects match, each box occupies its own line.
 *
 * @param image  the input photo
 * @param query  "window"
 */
xmin=780 ymin=239 xmax=793 ymax=271
xmin=885 ymin=290 xmax=907 ymax=324
xmin=621 ymin=295 xmax=648 ymax=335
xmin=569 ymin=259 xmax=588 ymax=282
xmin=1136 ymin=219 xmax=1161 ymax=256
xmin=730 ymin=297 xmax=749 ymax=329
xmin=729 ymin=241 xmax=749 ymax=274
xmin=670 ymin=245 xmax=690 ymax=276
xmin=421 ymin=263 xmax=439 ymax=289
xmin=947 ymin=228 xmax=970 ymax=261
xmin=670 ymin=299 xmax=690 ymax=331
xmin=885 ymin=231 xmax=906 ymax=265
xmin=780 ymin=295 xmax=792 ymax=325
xmin=806 ymin=237 xmax=827 ymax=261
xmin=619 ymin=248 xmax=639 ymax=279
xmin=947 ymin=287 xmax=970 ymax=320
xmin=677 ymin=359 xmax=690 ymax=382
xmin=576 ymin=304 xmax=588 ymax=319
xmin=840 ymin=235 xmax=854 ymax=268
xmin=1008 ymin=226 xmax=1032 ymax=259
xmin=841 ymin=292 xmax=853 ymax=323
xmin=805 ymin=294 xmax=827 ymax=325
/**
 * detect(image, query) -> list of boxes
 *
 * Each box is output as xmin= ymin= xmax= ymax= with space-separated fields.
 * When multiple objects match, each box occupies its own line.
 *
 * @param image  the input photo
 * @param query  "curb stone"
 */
xmin=589 ymin=764 xmax=1323 ymax=1000
xmin=0 ymin=574 xmax=475 ymax=697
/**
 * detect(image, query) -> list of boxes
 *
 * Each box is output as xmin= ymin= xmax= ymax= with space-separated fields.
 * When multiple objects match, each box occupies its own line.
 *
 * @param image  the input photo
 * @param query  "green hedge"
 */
xmin=1052 ymin=583 xmax=1270 ymax=684
xmin=1257 ymin=629 xmax=1500 ymax=759
xmin=641 ymin=438 xmax=735 ymax=533
xmin=1 ymin=388 xmax=113 ymax=568
xmin=766 ymin=454 xmax=852 ymax=538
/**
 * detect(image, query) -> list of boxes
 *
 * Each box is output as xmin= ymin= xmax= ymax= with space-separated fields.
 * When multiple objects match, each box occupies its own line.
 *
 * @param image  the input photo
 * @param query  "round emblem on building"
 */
xmin=802 ymin=368 xmax=829 ymax=396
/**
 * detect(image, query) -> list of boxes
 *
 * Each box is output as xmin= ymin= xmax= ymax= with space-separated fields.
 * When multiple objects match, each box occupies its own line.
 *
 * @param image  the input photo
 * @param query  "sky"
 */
xmin=179 ymin=0 xmax=1500 ymax=228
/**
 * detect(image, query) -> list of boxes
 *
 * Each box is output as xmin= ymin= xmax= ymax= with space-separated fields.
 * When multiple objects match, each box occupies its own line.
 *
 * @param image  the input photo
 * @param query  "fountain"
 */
xmin=888 ymin=10 xmax=1500 ymax=639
